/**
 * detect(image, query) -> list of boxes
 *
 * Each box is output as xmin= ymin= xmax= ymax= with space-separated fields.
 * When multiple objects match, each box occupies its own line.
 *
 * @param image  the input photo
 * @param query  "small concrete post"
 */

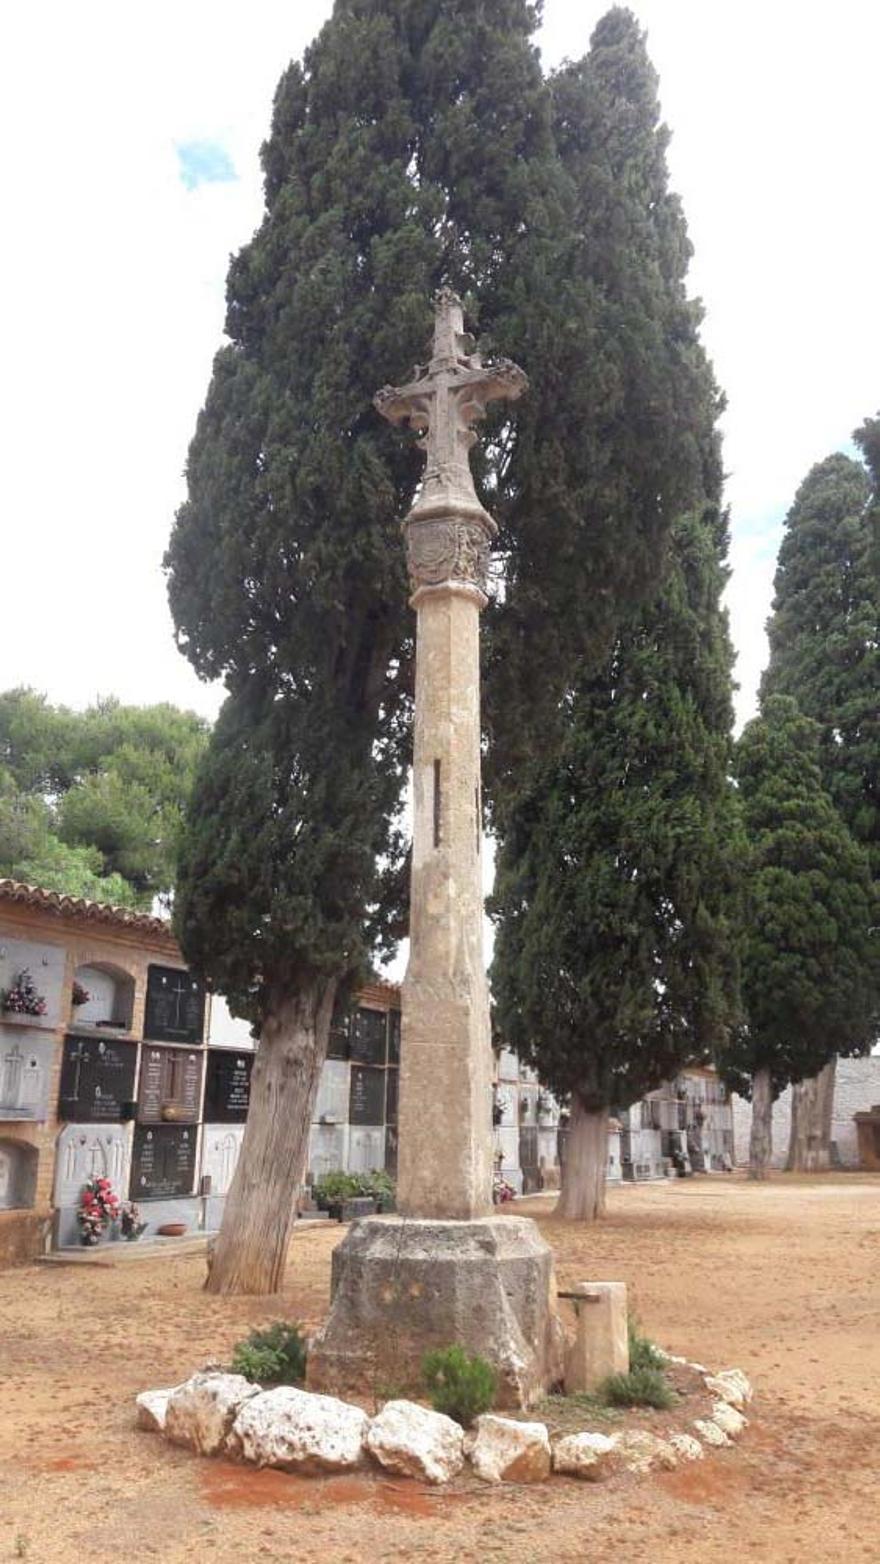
xmin=559 ymin=1281 xmax=629 ymax=1394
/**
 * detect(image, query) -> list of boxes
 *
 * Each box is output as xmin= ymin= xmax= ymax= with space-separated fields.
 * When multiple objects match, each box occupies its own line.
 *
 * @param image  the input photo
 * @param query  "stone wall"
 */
xmin=731 ymin=1054 xmax=880 ymax=1168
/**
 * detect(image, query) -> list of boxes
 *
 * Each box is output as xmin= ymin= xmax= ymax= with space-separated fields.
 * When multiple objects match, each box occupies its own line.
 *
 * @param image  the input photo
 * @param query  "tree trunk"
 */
xmin=555 ymin=1096 xmax=609 ymax=1220
xmin=205 ymin=975 xmax=338 ymax=1295
xmin=748 ymin=1066 xmax=773 ymax=1180
xmin=786 ymin=1058 xmax=836 ymax=1171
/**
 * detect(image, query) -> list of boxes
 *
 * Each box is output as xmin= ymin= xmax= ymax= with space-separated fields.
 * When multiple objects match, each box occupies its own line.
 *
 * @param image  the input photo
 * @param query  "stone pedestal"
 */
xmin=560 ymin=1281 xmax=629 ymax=1393
xmin=307 ymin=1216 xmax=564 ymax=1409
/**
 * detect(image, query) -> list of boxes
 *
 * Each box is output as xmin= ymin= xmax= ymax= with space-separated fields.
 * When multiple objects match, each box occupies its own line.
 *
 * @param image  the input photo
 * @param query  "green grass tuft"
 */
xmin=600 ymin=1364 xmax=676 ymax=1410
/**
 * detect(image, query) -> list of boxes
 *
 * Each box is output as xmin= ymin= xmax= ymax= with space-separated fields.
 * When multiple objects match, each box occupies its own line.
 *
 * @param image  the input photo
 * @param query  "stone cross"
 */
xmin=375 ymin=289 xmax=527 ymax=1220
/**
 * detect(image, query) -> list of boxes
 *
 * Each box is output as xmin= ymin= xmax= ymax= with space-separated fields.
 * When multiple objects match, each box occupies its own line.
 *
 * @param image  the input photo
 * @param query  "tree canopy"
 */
xmin=0 ymin=689 xmax=208 ymax=907
xmin=720 ymin=695 xmax=879 ymax=1099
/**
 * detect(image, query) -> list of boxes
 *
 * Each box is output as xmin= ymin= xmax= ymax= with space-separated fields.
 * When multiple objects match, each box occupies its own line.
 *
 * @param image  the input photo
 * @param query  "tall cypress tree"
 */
xmin=761 ymin=442 xmax=880 ymax=1167
xmin=719 ymin=696 xmax=879 ymax=1178
xmin=491 ymin=506 xmax=740 ymax=1219
xmin=166 ymin=2 xmax=715 ymax=1291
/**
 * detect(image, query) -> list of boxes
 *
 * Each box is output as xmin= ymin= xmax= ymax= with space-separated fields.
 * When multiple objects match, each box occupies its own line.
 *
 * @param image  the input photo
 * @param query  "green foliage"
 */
xmin=422 ymin=1346 xmax=496 ymax=1427
xmin=230 ymin=1322 xmax=308 ymax=1385
xmin=491 ymin=507 xmax=741 ymax=1116
xmin=600 ymin=1365 xmax=676 ymax=1410
xmin=762 ymin=449 xmax=879 ymax=882
xmin=313 ymin=1168 xmax=395 ymax=1206
xmin=628 ymin=1323 xmax=665 ymax=1373
xmin=720 ymin=695 xmax=880 ymax=1096
xmin=0 ymin=690 xmax=208 ymax=907
xmin=165 ymin=0 xmax=720 ymax=1027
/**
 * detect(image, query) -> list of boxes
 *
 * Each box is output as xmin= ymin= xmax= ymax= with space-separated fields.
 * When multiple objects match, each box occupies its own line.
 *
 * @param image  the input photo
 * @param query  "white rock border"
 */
xmin=135 ymin=1351 xmax=753 ymax=1488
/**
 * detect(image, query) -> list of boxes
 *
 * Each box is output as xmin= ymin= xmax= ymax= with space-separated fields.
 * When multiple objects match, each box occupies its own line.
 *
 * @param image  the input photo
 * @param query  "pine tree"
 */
xmin=490 ymin=506 xmax=741 ymax=1219
xmin=165 ymin=3 xmax=722 ymax=1290
xmin=719 ymin=696 xmax=879 ymax=1179
xmin=761 ymin=442 xmax=880 ymax=1168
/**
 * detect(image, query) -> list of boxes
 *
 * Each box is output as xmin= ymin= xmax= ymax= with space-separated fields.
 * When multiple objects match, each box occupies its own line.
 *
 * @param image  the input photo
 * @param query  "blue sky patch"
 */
xmin=176 ymin=139 xmax=237 ymax=191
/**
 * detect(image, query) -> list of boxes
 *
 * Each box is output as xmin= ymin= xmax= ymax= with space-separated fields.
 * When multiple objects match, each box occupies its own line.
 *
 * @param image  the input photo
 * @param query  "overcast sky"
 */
xmin=1 ymin=0 xmax=877 ymax=732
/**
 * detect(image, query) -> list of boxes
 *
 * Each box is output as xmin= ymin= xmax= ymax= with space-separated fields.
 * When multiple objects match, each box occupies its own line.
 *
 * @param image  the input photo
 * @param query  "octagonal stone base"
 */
xmin=306 ymin=1215 xmax=565 ymax=1410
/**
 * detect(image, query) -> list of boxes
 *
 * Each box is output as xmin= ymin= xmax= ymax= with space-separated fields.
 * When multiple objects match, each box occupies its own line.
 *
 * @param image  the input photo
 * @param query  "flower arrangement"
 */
xmin=493 ymin=1174 xmax=516 ymax=1205
xmin=77 ymin=1177 xmax=119 ymax=1244
xmin=71 ymin=980 xmax=91 ymax=1008
xmin=120 ymin=1200 xmax=147 ymax=1241
xmin=1 ymin=968 xmax=47 ymax=1018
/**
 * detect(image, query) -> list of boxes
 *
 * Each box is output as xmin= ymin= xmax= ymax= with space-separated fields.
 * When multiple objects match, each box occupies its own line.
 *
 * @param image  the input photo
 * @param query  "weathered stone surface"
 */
xmin=710 ymin=1400 xmax=748 ymax=1438
xmin=366 ymin=1400 xmax=464 ymax=1484
xmin=165 ymin=1373 xmax=259 ymax=1456
xmin=465 ymin=1415 xmax=551 ymax=1484
xmin=135 ymin=1386 xmax=181 ymax=1434
xmin=704 ymin=1368 xmax=752 ymax=1408
xmin=552 ymin=1431 xmax=618 ymax=1481
xmin=693 ymin=1417 xmax=731 ymax=1448
xmin=307 ymin=1216 xmax=563 ymax=1409
xmin=668 ymin=1432 xmax=704 ymax=1462
xmin=230 ymin=1386 xmax=368 ymax=1473
xmin=562 ymin=1281 xmax=629 ymax=1394
xmin=615 ymin=1430 xmax=678 ymax=1473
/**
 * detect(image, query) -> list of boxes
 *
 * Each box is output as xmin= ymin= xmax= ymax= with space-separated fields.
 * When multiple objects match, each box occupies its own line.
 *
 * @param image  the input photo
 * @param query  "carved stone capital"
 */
xmin=405 ymin=516 xmax=492 ymax=595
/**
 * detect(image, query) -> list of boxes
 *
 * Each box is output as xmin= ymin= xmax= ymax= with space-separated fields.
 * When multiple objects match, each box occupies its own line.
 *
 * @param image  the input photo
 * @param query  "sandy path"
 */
xmin=0 ymin=1173 xmax=877 ymax=1563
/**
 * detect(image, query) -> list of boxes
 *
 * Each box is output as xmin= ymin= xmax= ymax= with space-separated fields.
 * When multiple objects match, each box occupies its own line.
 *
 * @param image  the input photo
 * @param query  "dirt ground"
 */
xmin=0 ymin=1173 xmax=878 ymax=1563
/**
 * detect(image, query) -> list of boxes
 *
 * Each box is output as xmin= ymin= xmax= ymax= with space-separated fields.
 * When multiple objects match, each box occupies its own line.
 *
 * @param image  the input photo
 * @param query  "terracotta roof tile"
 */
xmin=0 ymin=878 xmax=173 ymax=939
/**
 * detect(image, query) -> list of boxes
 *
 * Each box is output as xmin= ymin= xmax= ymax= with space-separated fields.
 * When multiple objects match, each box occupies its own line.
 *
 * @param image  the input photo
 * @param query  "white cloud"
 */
xmin=1 ymin=0 xmax=876 ymax=736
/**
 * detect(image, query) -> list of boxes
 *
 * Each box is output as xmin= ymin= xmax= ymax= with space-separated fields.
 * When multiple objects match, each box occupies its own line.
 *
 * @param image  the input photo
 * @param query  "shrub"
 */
xmin=600 ymin=1365 xmax=675 ymax=1410
xmin=422 ymin=1346 xmax=496 ymax=1426
xmin=313 ymin=1171 xmax=361 ymax=1206
xmin=628 ymin=1322 xmax=665 ymax=1373
xmin=231 ymin=1322 xmax=308 ymax=1385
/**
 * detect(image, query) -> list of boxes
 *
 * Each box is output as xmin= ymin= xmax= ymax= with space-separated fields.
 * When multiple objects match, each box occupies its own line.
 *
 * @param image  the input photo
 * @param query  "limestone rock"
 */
xmin=704 ymin=1369 xmax=752 ymax=1409
xmin=135 ymin=1386 xmax=182 ymax=1434
xmin=366 ymin=1400 xmax=464 ymax=1484
xmin=615 ymin=1430 xmax=678 ymax=1473
xmin=466 ymin=1415 xmax=551 ymax=1484
xmin=165 ymin=1373 xmax=260 ymax=1456
xmin=710 ymin=1400 xmax=747 ymax=1438
xmin=668 ymin=1432 xmax=704 ymax=1462
xmin=552 ymin=1431 xmax=618 ymax=1481
xmin=230 ymin=1386 xmax=368 ymax=1473
xmin=693 ymin=1417 xmax=731 ymax=1448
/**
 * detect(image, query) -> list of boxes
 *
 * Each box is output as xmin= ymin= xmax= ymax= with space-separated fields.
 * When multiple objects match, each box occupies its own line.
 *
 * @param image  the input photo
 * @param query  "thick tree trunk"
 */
xmin=748 ymin=1067 xmax=773 ymax=1180
xmin=205 ymin=975 xmax=338 ymax=1295
xmin=555 ymin=1096 xmax=609 ymax=1221
xmin=786 ymin=1058 xmax=837 ymax=1171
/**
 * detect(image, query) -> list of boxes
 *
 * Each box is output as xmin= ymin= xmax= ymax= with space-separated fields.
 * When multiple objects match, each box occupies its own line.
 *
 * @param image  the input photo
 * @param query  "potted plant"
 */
xmin=1 ymin=968 xmax=47 ymax=1019
xmin=77 ymin=1177 xmax=120 ymax=1245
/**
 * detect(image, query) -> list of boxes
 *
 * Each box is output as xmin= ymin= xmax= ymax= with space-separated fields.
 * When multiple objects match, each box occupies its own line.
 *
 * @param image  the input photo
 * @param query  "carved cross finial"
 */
xmin=374 ymin=288 xmax=528 ymax=531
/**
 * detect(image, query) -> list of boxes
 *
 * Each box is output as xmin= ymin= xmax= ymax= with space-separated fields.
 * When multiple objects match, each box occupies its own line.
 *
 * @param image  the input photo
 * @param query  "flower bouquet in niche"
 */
xmin=1 ymin=968 xmax=47 ymax=1018
xmin=120 ymin=1200 xmax=147 ymax=1241
xmin=77 ymin=1177 xmax=120 ymax=1244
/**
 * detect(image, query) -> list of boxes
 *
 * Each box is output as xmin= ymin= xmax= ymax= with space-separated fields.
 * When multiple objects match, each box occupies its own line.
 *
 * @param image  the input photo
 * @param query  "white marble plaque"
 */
xmin=54 ymin=1122 xmax=130 ymax=1207
xmin=314 ymin=1059 xmax=349 ymax=1124
xmin=207 ymin=994 xmax=256 ymax=1049
xmin=519 ymin=1088 xmax=538 ymax=1126
xmin=200 ymin=1123 xmax=244 ymax=1196
xmin=0 ymin=939 xmax=65 ymax=1030
xmin=347 ymin=1126 xmax=385 ymax=1174
xmin=494 ymin=1124 xmax=520 ymax=1173
xmin=0 ymin=1030 xmax=55 ymax=1121
xmin=495 ymin=1086 xmax=516 ymax=1128
xmin=497 ymin=1048 xmax=520 ymax=1082
xmin=309 ymin=1122 xmax=346 ymax=1178
xmin=537 ymin=1127 xmax=558 ymax=1169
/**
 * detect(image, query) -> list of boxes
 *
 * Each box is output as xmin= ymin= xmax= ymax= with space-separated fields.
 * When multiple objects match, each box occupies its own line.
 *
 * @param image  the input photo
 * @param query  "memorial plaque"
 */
xmin=348 ymin=1125 xmax=385 ymax=1173
xmin=201 ymin=1124 xmax=244 ymax=1196
xmin=388 ymin=1008 xmax=401 ymax=1066
xmin=314 ymin=1059 xmax=349 ymax=1124
xmin=143 ymin=965 xmax=205 ymax=1045
xmin=385 ymin=1067 xmax=398 ymax=1127
xmin=0 ymin=1030 xmax=54 ymax=1121
xmin=203 ymin=1049 xmax=252 ymax=1122
xmin=349 ymin=1064 xmax=385 ymax=1125
xmin=327 ymin=1001 xmax=350 ymax=1061
xmin=350 ymin=1007 xmax=387 ymax=1066
xmin=131 ymin=1124 xmax=197 ymax=1199
xmin=137 ymin=1045 xmax=203 ymax=1125
xmin=54 ymin=1123 xmax=129 ymax=1207
xmin=58 ymin=1035 xmax=138 ymax=1123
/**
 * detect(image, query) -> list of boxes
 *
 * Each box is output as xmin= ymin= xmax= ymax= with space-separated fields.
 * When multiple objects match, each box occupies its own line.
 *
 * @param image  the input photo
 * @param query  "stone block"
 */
xmin=465 ymin=1415 xmax=551 ymax=1483
xmin=615 ymin=1429 xmax=678 ymax=1472
xmin=552 ymin=1430 xmax=618 ymax=1480
xmin=307 ymin=1215 xmax=563 ymax=1409
xmin=561 ymin=1280 xmax=629 ymax=1394
xmin=230 ymin=1386 xmax=368 ymax=1473
xmin=693 ymin=1417 xmax=730 ymax=1447
xmin=704 ymin=1368 xmax=752 ymax=1408
xmin=136 ymin=1386 xmax=182 ymax=1434
xmin=165 ymin=1373 xmax=259 ymax=1456
xmin=668 ymin=1432 xmax=704 ymax=1461
xmin=710 ymin=1399 xmax=747 ymax=1438
xmin=366 ymin=1400 xmax=464 ymax=1484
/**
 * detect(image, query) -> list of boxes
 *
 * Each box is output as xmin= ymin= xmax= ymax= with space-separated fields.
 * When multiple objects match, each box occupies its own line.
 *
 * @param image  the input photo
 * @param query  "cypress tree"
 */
xmin=719 ymin=696 xmax=879 ymax=1179
xmin=167 ymin=1 xmax=717 ymax=1292
xmin=490 ymin=505 xmax=741 ymax=1220
xmin=761 ymin=442 xmax=880 ymax=1167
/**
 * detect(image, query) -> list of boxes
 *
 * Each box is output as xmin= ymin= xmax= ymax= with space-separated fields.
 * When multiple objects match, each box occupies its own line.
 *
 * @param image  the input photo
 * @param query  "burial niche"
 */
xmin=0 ymin=1138 xmax=38 ymax=1210
xmin=71 ymin=963 xmax=135 ymax=1033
